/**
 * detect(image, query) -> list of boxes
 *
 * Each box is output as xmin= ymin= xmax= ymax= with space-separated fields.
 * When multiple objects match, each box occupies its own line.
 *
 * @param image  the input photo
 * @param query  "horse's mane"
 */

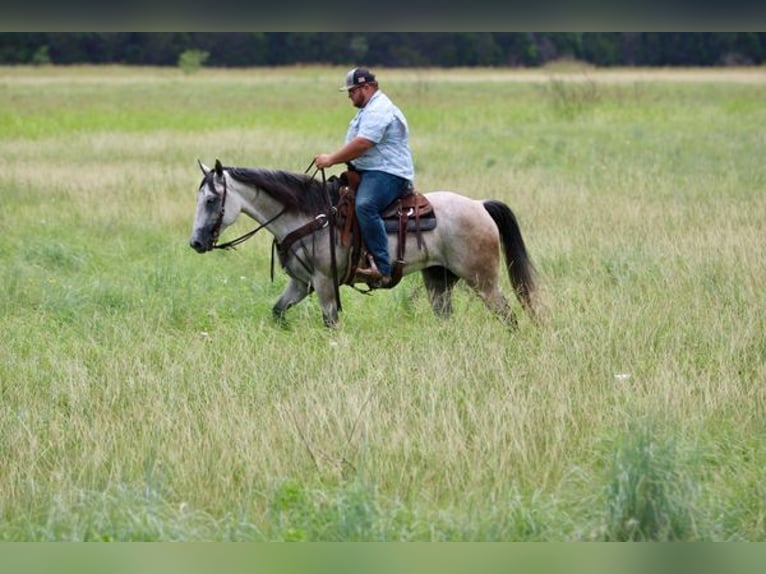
xmin=227 ymin=167 xmax=339 ymax=215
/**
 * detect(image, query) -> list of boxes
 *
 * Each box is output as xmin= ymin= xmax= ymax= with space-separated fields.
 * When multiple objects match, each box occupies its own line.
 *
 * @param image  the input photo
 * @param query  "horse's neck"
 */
xmin=231 ymin=179 xmax=310 ymax=241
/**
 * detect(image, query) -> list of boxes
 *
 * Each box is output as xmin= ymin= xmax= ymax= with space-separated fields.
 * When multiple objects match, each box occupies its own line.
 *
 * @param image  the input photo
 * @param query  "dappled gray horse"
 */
xmin=190 ymin=160 xmax=536 ymax=328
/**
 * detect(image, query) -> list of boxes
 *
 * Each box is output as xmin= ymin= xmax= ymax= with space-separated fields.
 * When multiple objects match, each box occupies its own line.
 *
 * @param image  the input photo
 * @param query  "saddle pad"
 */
xmin=384 ymin=218 xmax=437 ymax=233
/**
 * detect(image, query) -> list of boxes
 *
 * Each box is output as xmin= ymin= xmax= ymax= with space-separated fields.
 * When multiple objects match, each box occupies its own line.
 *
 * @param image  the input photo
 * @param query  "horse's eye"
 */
xmin=206 ymin=195 xmax=218 ymax=206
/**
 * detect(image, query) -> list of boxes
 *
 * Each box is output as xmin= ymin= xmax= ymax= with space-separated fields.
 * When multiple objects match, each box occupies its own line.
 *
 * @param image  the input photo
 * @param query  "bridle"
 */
xmin=208 ymin=170 xmax=287 ymax=251
xmin=208 ymin=170 xmax=227 ymax=246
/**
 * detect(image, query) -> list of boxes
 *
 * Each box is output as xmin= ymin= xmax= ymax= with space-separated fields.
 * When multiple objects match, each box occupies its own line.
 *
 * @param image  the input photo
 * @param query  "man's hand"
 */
xmin=314 ymin=153 xmax=334 ymax=169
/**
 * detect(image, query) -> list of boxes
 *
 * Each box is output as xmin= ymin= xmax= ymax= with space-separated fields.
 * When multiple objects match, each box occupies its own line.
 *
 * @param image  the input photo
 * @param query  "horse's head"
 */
xmin=189 ymin=159 xmax=242 ymax=253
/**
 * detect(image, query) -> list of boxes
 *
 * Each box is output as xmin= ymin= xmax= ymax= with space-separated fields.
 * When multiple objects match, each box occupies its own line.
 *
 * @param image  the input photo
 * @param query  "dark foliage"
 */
xmin=1 ymin=32 xmax=764 ymax=67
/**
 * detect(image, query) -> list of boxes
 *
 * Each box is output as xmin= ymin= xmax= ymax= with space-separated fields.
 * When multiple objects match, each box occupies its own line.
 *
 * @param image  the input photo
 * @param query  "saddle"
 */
xmin=335 ymin=171 xmax=437 ymax=288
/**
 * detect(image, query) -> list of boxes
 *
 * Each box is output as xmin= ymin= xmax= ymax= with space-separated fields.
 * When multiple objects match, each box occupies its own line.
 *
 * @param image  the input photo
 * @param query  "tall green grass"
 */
xmin=1 ymin=65 xmax=765 ymax=540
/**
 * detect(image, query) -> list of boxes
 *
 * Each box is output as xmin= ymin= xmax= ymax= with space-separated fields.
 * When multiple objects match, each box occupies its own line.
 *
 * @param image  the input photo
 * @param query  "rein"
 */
xmin=213 ymin=209 xmax=287 ymax=251
xmin=305 ymin=160 xmax=342 ymax=313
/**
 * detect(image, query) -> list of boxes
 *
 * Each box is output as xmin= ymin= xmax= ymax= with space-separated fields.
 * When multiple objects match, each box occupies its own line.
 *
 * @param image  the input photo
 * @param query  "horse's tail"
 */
xmin=483 ymin=200 xmax=537 ymax=315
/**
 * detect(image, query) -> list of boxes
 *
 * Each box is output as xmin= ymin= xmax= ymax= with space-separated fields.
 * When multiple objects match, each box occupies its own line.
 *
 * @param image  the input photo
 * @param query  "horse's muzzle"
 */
xmin=189 ymin=238 xmax=211 ymax=253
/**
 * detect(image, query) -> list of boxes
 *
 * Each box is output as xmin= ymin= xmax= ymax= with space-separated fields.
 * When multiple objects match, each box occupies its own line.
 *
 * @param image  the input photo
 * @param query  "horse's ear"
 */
xmin=214 ymin=159 xmax=224 ymax=178
xmin=198 ymin=159 xmax=210 ymax=175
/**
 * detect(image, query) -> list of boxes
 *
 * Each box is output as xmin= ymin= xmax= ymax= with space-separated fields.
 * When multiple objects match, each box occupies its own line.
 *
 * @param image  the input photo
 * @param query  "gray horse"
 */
xmin=190 ymin=160 xmax=536 ymax=328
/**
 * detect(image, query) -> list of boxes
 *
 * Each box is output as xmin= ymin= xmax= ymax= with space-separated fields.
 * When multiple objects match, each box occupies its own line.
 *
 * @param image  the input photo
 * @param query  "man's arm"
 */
xmin=315 ymin=136 xmax=374 ymax=169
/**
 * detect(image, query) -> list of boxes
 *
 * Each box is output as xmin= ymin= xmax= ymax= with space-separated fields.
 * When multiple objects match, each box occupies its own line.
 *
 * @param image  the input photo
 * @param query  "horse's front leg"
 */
xmin=312 ymin=274 xmax=340 ymax=328
xmin=272 ymin=277 xmax=311 ymax=324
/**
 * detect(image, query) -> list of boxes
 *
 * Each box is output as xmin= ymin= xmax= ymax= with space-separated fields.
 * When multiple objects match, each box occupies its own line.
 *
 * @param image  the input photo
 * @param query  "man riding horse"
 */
xmin=314 ymin=67 xmax=414 ymax=289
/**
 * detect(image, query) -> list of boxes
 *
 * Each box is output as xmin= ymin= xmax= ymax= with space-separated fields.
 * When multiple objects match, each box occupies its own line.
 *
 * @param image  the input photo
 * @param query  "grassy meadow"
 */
xmin=1 ymin=64 xmax=765 ymax=541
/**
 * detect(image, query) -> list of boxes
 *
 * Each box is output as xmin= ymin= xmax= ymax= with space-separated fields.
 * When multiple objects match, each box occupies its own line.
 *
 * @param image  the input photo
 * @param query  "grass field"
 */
xmin=1 ymin=64 xmax=765 ymax=541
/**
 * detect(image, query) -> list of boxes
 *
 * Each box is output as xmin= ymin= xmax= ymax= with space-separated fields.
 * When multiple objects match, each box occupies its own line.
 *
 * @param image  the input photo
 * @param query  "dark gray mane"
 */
xmin=226 ymin=167 xmax=339 ymax=215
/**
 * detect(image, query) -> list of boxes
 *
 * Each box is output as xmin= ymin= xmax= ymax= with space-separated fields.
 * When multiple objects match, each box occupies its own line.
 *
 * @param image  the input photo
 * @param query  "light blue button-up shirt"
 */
xmin=345 ymin=90 xmax=415 ymax=183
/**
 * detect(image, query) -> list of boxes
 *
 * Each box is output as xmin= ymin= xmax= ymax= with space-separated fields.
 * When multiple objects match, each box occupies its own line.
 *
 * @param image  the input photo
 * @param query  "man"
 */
xmin=314 ymin=67 xmax=415 ymax=288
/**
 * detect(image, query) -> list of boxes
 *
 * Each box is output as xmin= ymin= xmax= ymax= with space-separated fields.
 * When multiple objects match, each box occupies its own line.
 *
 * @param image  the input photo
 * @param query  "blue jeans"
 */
xmin=355 ymin=170 xmax=411 ymax=276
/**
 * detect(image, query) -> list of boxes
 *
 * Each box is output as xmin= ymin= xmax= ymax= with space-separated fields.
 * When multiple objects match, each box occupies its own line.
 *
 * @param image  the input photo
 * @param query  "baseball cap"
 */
xmin=340 ymin=67 xmax=377 ymax=91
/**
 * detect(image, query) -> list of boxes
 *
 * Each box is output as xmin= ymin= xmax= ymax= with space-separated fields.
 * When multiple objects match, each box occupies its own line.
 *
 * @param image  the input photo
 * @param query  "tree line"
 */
xmin=1 ymin=32 xmax=764 ymax=68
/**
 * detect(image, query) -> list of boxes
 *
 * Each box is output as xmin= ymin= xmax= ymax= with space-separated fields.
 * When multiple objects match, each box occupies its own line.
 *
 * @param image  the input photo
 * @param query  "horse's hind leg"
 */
xmin=480 ymin=284 xmax=518 ymax=329
xmin=422 ymin=266 xmax=459 ymax=317
xmin=463 ymin=269 xmax=518 ymax=328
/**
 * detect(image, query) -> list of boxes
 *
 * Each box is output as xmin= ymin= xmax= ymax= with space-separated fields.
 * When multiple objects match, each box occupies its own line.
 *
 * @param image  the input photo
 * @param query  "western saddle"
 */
xmin=335 ymin=170 xmax=436 ymax=289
